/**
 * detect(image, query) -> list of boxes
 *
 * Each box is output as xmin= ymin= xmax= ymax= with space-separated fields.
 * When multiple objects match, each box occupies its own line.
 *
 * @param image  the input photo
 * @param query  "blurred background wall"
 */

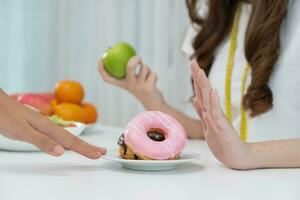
xmin=0 ymin=0 xmax=195 ymax=127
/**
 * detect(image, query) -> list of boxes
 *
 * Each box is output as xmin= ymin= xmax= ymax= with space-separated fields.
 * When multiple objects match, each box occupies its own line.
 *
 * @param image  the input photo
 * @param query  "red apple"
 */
xmin=10 ymin=93 xmax=54 ymax=115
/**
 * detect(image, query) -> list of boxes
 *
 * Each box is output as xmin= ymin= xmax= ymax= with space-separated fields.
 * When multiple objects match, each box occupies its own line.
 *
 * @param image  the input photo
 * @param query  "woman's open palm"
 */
xmin=191 ymin=60 xmax=255 ymax=169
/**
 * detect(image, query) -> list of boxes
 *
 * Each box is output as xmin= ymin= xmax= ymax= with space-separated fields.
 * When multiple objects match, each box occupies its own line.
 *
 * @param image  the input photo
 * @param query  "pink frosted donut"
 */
xmin=124 ymin=111 xmax=187 ymax=160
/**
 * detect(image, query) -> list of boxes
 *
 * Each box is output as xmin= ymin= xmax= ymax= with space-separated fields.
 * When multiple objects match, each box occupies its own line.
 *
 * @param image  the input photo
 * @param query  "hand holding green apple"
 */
xmin=98 ymin=43 xmax=166 ymax=112
xmin=102 ymin=42 xmax=136 ymax=79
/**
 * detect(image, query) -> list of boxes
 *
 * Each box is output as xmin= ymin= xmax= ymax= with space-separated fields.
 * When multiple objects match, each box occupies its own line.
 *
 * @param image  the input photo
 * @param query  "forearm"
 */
xmin=249 ymin=139 xmax=300 ymax=168
xmin=147 ymin=103 xmax=204 ymax=139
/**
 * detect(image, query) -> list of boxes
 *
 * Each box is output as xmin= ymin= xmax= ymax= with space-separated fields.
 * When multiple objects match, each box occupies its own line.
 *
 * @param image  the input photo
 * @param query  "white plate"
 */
xmin=0 ymin=122 xmax=86 ymax=152
xmin=103 ymin=148 xmax=200 ymax=171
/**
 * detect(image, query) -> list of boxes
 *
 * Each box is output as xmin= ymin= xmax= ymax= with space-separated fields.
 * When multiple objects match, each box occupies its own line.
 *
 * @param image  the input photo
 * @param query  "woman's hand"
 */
xmin=98 ymin=56 xmax=166 ymax=111
xmin=0 ymin=89 xmax=106 ymax=159
xmin=191 ymin=60 xmax=256 ymax=170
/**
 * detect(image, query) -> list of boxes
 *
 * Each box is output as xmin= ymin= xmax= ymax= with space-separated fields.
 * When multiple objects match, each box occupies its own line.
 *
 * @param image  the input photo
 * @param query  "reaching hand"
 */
xmin=191 ymin=60 xmax=256 ymax=169
xmin=0 ymin=89 xmax=106 ymax=159
xmin=98 ymin=56 xmax=166 ymax=110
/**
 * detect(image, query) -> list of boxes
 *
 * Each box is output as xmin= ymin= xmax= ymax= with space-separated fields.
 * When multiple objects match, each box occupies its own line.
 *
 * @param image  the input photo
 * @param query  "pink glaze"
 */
xmin=124 ymin=111 xmax=187 ymax=160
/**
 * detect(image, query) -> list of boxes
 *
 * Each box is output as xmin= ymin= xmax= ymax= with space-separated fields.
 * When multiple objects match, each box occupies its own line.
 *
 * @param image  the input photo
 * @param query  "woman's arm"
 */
xmin=191 ymin=59 xmax=300 ymax=169
xmin=156 ymin=103 xmax=204 ymax=139
xmin=249 ymin=139 xmax=300 ymax=168
xmin=98 ymin=56 xmax=204 ymax=139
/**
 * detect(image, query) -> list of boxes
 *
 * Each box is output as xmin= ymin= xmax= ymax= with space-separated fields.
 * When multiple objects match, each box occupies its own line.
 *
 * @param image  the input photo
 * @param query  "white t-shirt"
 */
xmin=182 ymin=1 xmax=300 ymax=142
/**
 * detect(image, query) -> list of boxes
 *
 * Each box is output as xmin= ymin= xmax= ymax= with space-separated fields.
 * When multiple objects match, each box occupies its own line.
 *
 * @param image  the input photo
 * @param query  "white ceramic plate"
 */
xmin=0 ymin=122 xmax=86 ymax=152
xmin=103 ymin=148 xmax=200 ymax=171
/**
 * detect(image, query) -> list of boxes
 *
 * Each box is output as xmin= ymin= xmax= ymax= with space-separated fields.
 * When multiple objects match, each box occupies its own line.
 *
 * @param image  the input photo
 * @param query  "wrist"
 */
xmin=143 ymin=98 xmax=168 ymax=111
xmin=135 ymin=89 xmax=167 ymax=111
xmin=247 ymin=143 xmax=265 ymax=169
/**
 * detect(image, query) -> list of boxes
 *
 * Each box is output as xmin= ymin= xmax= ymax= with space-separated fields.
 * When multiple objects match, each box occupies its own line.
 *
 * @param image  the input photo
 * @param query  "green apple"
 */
xmin=102 ymin=42 xmax=136 ymax=79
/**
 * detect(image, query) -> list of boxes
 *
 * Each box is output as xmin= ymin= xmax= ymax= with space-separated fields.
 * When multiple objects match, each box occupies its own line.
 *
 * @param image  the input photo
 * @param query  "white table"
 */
xmin=0 ymin=126 xmax=299 ymax=200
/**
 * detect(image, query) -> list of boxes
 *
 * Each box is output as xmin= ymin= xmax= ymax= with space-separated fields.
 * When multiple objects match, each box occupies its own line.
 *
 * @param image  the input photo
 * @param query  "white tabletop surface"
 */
xmin=0 ymin=125 xmax=300 ymax=200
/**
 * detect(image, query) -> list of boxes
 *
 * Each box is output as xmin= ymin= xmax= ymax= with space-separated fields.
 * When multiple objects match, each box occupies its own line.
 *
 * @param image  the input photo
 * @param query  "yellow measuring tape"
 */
xmin=225 ymin=4 xmax=250 ymax=142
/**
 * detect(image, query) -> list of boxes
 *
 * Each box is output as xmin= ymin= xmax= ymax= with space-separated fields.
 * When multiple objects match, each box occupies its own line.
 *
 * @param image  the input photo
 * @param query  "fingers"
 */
xmin=199 ymin=88 xmax=224 ymax=135
xmin=191 ymin=60 xmax=203 ymax=98
xmin=52 ymin=129 xmax=105 ymax=159
xmin=191 ymin=60 xmax=212 ymax=113
xmin=197 ymin=69 xmax=211 ymax=89
xmin=193 ymin=97 xmax=207 ymax=137
xmin=136 ymin=63 xmax=157 ymax=90
xmin=193 ymin=79 xmax=202 ymax=101
xmin=197 ymin=70 xmax=212 ymax=113
xmin=193 ymin=97 xmax=204 ymax=119
xmin=29 ymin=115 xmax=106 ymax=159
xmin=201 ymin=111 xmax=210 ymax=139
xmin=191 ymin=60 xmax=210 ymax=92
xmin=202 ymin=110 xmax=221 ymax=136
xmin=191 ymin=61 xmax=205 ymax=115
xmin=146 ymin=71 xmax=157 ymax=86
xmin=211 ymin=89 xmax=222 ymax=120
xmin=202 ymin=88 xmax=211 ymax=113
xmin=21 ymin=126 xmax=65 ymax=157
xmin=210 ymin=89 xmax=231 ymax=131
xmin=192 ymin=77 xmax=205 ymax=115
xmin=50 ymin=127 xmax=106 ymax=159
xmin=191 ymin=59 xmax=200 ymax=78
xmin=138 ymin=64 xmax=151 ymax=82
xmin=65 ymin=134 xmax=106 ymax=159
xmin=98 ymin=59 xmax=125 ymax=88
xmin=127 ymin=56 xmax=142 ymax=82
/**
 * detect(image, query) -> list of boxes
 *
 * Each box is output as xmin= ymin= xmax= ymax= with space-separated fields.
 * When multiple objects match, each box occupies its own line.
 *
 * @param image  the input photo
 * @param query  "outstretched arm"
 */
xmin=98 ymin=56 xmax=204 ymax=139
xmin=191 ymin=60 xmax=300 ymax=169
xmin=0 ymin=88 xmax=106 ymax=158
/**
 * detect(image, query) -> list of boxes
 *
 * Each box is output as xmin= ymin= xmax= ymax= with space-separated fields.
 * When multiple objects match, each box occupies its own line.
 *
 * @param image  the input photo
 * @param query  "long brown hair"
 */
xmin=186 ymin=0 xmax=288 ymax=117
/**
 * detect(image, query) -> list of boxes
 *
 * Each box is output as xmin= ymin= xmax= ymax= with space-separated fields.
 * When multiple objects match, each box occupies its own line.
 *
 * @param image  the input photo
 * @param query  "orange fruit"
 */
xmin=54 ymin=80 xmax=84 ymax=104
xmin=82 ymin=103 xmax=98 ymax=124
xmin=51 ymin=99 xmax=58 ymax=112
xmin=53 ymin=102 xmax=86 ymax=122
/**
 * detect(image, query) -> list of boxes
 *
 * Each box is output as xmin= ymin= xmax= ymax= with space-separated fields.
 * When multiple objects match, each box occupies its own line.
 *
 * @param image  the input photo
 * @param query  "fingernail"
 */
xmin=53 ymin=145 xmax=65 ymax=156
xmin=97 ymin=148 xmax=107 ymax=155
xmin=101 ymin=148 xmax=107 ymax=155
